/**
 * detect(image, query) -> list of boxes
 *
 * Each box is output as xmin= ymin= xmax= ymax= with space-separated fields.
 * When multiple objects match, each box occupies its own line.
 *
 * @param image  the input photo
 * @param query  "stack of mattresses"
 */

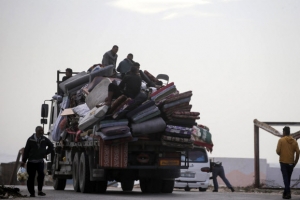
xmin=150 ymin=82 xmax=177 ymax=103
xmin=78 ymin=105 xmax=109 ymax=131
xmin=161 ymin=125 xmax=193 ymax=148
xmin=95 ymin=119 xmax=132 ymax=145
xmin=191 ymin=125 xmax=213 ymax=152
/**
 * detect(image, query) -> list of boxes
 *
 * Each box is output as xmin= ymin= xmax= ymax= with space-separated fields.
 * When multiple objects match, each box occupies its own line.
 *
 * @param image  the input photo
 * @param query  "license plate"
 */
xmin=181 ymin=172 xmax=195 ymax=178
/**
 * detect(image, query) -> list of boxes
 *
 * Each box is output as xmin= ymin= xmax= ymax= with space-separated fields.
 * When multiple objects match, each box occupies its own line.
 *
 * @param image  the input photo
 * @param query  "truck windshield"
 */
xmin=181 ymin=148 xmax=208 ymax=163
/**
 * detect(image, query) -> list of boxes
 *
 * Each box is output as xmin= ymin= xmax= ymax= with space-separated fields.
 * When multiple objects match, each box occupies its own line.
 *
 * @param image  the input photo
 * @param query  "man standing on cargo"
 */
xmin=102 ymin=45 xmax=118 ymax=67
xmin=21 ymin=126 xmax=54 ymax=197
xmin=276 ymin=126 xmax=299 ymax=199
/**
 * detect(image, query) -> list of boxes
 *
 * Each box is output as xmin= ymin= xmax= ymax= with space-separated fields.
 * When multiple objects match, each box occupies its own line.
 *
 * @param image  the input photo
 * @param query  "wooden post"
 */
xmin=254 ymin=125 xmax=260 ymax=188
xmin=9 ymin=148 xmax=24 ymax=185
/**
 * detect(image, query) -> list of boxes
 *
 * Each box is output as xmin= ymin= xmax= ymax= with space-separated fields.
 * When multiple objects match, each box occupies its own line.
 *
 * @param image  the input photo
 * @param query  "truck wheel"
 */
xmin=79 ymin=152 xmax=92 ymax=193
xmin=161 ymin=180 xmax=174 ymax=193
xmin=140 ymin=179 xmax=162 ymax=193
xmin=53 ymin=178 xmax=66 ymax=190
xmin=72 ymin=152 xmax=80 ymax=192
xmin=94 ymin=181 xmax=107 ymax=193
xmin=199 ymin=188 xmax=207 ymax=192
xmin=121 ymin=180 xmax=134 ymax=191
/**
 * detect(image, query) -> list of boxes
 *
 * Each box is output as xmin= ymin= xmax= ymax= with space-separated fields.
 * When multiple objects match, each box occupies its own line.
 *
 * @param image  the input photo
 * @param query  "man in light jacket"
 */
xmin=276 ymin=126 xmax=299 ymax=199
xmin=102 ymin=45 xmax=118 ymax=67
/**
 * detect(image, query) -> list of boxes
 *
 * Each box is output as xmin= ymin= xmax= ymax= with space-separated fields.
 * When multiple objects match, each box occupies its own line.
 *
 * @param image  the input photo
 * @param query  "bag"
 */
xmin=17 ymin=167 xmax=29 ymax=182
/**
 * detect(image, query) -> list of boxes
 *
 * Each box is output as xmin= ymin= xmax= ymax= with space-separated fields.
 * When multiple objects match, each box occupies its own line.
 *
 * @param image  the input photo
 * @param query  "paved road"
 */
xmin=15 ymin=185 xmax=298 ymax=200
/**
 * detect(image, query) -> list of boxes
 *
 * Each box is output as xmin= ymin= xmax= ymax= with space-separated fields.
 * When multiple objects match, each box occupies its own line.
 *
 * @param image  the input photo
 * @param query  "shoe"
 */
xmin=230 ymin=187 xmax=235 ymax=192
xmin=213 ymin=190 xmax=218 ymax=192
xmin=30 ymin=194 xmax=35 ymax=197
xmin=38 ymin=191 xmax=46 ymax=196
xmin=283 ymin=194 xmax=291 ymax=199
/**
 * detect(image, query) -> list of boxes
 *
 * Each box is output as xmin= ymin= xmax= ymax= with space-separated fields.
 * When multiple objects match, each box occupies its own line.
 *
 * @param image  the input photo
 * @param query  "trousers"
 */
xmin=26 ymin=162 xmax=45 ymax=195
xmin=212 ymin=165 xmax=232 ymax=190
xmin=280 ymin=162 xmax=294 ymax=195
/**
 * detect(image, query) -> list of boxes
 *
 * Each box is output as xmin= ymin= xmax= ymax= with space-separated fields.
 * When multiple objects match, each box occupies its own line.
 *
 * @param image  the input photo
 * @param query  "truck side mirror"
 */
xmin=41 ymin=119 xmax=48 ymax=124
xmin=41 ymin=104 xmax=49 ymax=118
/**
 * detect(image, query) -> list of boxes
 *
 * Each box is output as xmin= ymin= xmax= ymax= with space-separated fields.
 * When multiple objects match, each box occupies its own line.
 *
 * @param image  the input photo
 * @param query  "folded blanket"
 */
xmin=96 ymin=131 xmax=131 ymax=140
xmin=163 ymin=97 xmax=191 ymax=109
xmin=133 ymin=110 xmax=161 ymax=123
xmin=131 ymin=117 xmax=166 ymax=136
xmin=172 ymin=115 xmax=200 ymax=119
xmin=151 ymin=85 xmax=176 ymax=100
xmin=101 ymin=126 xmax=130 ymax=136
xmin=167 ymin=118 xmax=197 ymax=128
xmin=173 ymin=111 xmax=200 ymax=116
xmin=192 ymin=125 xmax=212 ymax=144
xmin=97 ymin=119 xmax=128 ymax=130
xmin=109 ymin=95 xmax=127 ymax=114
xmin=162 ymin=135 xmax=193 ymax=143
xmin=150 ymin=82 xmax=174 ymax=97
xmin=163 ymin=102 xmax=191 ymax=113
xmin=126 ymin=100 xmax=155 ymax=118
xmin=164 ymin=91 xmax=192 ymax=104
xmin=131 ymin=105 xmax=157 ymax=120
xmin=152 ymin=86 xmax=177 ymax=102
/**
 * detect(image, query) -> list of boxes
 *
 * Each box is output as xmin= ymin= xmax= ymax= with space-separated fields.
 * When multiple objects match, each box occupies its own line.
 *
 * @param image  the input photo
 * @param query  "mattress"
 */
xmin=51 ymin=96 xmax=70 ymax=141
xmin=78 ymin=105 xmax=108 ymax=131
xmin=97 ymin=131 xmax=131 ymax=140
xmin=101 ymin=126 xmax=130 ymax=136
xmin=59 ymin=65 xmax=115 ymax=94
xmin=95 ymin=119 xmax=128 ymax=131
xmin=133 ymin=110 xmax=161 ymax=123
xmin=163 ymin=97 xmax=191 ymax=109
xmin=192 ymin=125 xmax=212 ymax=144
xmin=131 ymin=117 xmax=166 ymax=136
xmin=85 ymin=78 xmax=112 ymax=110
xmin=126 ymin=100 xmax=155 ymax=118
xmin=72 ymin=103 xmax=90 ymax=117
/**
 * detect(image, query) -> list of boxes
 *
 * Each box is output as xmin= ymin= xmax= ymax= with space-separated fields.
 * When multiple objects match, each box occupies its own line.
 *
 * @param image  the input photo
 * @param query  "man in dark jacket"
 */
xmin=104 ymin=63 xmax=142 ymax=105
xmin=117 ymin=53 xmax=135 ymax=78
xmin=21 ymin=126 xmax=54 ymax=197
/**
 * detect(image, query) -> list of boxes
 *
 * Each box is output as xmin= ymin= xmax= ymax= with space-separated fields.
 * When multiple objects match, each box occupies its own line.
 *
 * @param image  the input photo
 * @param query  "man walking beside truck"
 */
xmin=21 ymin=126 xmax=54 ymax=197
xmin=276 ymin=126 xmax=299 ymax=199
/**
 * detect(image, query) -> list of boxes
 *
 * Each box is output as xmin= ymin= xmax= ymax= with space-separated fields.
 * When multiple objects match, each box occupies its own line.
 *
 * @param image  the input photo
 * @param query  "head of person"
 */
xmin=35 ymin=126 xmax=44 ymax=138
xmin=283 ymin=126 xmax=290 ymax=136
xmin=127 ymin=53 xmax=133 ymax=61
xmin=111 ymin=45 xmax=119 ymax=55
xmin=131 ymin=63 xmax=140 ymax=74
xmin=133 ymin=62 xmax=140 ymax=70
xmin=65 ymin=68 xmax=72 ymax=77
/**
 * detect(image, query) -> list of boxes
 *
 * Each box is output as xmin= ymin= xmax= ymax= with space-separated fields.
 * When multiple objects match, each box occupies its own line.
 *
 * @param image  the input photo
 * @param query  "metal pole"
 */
xmin=254 ymin=125 xmax=260 ymax=188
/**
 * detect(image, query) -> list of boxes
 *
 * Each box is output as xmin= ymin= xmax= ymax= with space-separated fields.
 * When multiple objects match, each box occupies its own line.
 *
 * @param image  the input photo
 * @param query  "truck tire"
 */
xmin=72 ymin=152 xmax=80 ymax=192
xmin=199 ymin=188 xmax=207 ymax=192
xmin=140 ymin=179 xmax=162 ymax=193
xmin=121 ymin=180 xmax=134 ymax=191
xmin=79 ymin=152 xmax=92 ymax=193
xmin=94 ymin=181 xmax=107 ymax=193
xmin=161 ymin=180 xmax=174 ymax=193
xmin=53 ymin=178 xmax=66 ymax=190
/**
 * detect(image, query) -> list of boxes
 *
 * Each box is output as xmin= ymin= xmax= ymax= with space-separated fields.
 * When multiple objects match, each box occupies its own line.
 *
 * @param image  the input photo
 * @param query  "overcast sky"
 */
xmin=1 ymin=0 xmax=300 ymax=164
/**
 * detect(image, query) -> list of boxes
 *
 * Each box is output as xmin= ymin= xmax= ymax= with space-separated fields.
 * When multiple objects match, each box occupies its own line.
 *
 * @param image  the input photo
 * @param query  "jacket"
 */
xmin=102 ymin=50 xmax=118 ymax=67
xmin=119 ymin=73 xmax=142 ymax=99
xmin=276 ymin=136 xmax=300 ymax=164
xmin=117 ymin=58 xmax=134 ymax=74
xmin=22 ymin=134 xmax=54 ymax=163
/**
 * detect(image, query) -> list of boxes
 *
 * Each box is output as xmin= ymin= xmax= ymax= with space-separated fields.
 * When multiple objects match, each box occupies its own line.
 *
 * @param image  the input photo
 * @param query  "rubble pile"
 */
xmin=0 ymin=186 xmax=26 ymax=199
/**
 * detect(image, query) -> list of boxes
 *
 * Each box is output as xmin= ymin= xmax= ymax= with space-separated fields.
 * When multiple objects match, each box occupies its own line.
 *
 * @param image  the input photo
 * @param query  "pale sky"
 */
xmin=1 ymin=0 xmax=300 ymax=164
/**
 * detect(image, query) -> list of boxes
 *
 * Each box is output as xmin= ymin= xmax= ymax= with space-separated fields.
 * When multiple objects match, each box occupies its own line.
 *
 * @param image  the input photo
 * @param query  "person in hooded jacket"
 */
xmin=21 ymin=126 xmax=54 ymax=197
xmin=102 ymin=45 xmax=118 ymax=67
xmin=276 ymin=126 xmax=299 ymax=199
